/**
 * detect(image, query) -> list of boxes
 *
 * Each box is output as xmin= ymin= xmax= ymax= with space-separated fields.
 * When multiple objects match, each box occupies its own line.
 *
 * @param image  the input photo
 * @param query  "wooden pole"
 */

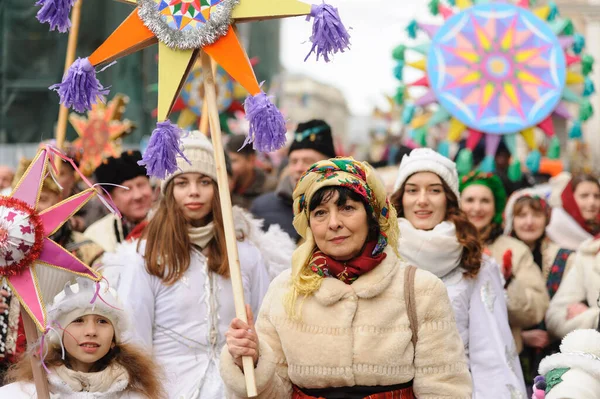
xmin=200 ymin=51 xmax=257 ymax=397
xmin=55 ymin=0 xmax=83 ymax=168
xmin=199 ymin=59 xmax=217 ymax=134
xmin=20 ymin=309 xmax=50 ymax=399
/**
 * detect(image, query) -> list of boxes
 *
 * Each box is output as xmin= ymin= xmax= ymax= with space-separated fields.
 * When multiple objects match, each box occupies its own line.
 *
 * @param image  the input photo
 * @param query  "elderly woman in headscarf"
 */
xmin=220 ymin=158 xmax=472 ymax=398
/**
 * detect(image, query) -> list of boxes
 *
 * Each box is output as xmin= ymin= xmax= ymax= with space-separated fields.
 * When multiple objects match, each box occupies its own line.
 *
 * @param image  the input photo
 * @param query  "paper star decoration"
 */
xmin=393 ymin=0 xmax=594 ymax=178
xmin=0 ymin=148 xmax=101 ymax=331
xmin=48 ymin=0 xmax=350 ymax=178
xmin=70 ymin=94 xmax=134 ymax=176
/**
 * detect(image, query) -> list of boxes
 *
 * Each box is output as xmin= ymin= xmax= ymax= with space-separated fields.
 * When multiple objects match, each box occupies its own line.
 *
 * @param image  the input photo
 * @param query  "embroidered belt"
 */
xmin=292 ymin=381 xmax=415 ymax=399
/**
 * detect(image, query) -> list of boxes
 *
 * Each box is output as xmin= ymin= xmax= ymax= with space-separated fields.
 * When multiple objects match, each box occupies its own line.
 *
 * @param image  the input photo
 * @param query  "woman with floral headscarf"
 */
xmin=220 ymin=157 xmax=472 ymax=398
xmin=504 ymin=188 xmax=576 ymax=388
xmin=459 ymin=172 xmax=549 ymax=356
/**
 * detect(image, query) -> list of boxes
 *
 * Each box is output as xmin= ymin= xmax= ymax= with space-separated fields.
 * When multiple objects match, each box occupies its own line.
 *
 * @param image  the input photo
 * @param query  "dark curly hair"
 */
xmin=391 ymin=178 xmax=482 ymax=278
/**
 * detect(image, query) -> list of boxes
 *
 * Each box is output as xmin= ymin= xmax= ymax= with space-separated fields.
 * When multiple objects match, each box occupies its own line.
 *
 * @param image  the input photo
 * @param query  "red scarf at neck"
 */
xmin=561 ymin=181 xmax=600 ymax=235
xmin=309 ymin=241 xmax=387 ymax=284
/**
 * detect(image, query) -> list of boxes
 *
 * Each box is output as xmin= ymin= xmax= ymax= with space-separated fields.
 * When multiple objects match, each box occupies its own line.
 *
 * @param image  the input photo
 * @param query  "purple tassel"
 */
xmin=138 ymin=120 xmax=190 ymax=179
xmin=36 ymin=0 xmax=76 ymax=33
xmin=304 ymin=2 xmax=351 ymax=62
xmin=244 ymin=92 xmax=287 ymax=153
xmin=49 ymin=58 xmax=110 ymax=113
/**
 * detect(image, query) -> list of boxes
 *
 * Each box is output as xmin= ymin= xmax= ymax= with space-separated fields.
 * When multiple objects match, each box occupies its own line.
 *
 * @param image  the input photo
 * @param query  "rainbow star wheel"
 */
xmin=393 ymin=0 xmax=594 ymax=178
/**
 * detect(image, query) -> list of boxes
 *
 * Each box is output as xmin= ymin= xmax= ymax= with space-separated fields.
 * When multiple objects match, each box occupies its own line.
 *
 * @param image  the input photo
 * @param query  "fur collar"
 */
xmin=48 ymin=364 xmax=129 ymax=394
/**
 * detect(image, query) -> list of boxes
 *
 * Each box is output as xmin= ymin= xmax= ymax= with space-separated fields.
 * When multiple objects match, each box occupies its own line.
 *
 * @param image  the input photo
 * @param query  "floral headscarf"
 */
xmin=459 ymin=171 xmax=507 ymax=225
xmin=291 ymin=157 xmax=400 ymax=280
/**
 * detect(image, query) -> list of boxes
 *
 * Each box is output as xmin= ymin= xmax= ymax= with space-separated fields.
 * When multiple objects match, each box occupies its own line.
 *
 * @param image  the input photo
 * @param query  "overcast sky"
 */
xmin=280 ymin=0 xmax=433 ymax=116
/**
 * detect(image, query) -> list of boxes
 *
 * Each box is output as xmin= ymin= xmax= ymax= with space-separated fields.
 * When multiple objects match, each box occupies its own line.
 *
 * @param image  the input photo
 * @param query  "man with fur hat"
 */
xmin=83 ymin=150 xmax=152 ymax=253
xmin=251 ymin=119 xmax=336 ymax=241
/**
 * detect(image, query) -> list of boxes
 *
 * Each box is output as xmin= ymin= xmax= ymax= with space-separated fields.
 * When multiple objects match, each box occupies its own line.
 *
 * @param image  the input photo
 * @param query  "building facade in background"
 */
xmin=272 ymin=73 xmax=350 ymax=140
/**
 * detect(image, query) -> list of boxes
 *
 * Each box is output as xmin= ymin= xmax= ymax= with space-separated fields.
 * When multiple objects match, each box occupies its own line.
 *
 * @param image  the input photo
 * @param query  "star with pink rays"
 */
xmin=0 ymin=149 xmax=101 ymax=332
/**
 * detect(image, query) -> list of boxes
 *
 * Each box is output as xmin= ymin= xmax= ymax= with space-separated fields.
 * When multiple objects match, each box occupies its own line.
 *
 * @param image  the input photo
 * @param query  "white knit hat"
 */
xmin=161 ymin=130 xmax=217 ymax=193
xmin=47 ymin=277 xmax=129 ymax=345
xmin=393 ymin=148 xmax=460 ymax=199
xmin=538 ymin=329 xmax=600 ymax=399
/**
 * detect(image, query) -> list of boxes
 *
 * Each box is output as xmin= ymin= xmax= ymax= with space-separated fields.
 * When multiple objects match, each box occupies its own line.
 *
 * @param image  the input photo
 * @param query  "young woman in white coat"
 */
xmin=0 ymin=278 xmax=164 ymax=398
xmin=391 ymin=148 xmax=526 ymax=398
xmin=114 ymin=132 xmax=270 ymax=399
xmin=459 ymin=172 xmax=549 ymax=356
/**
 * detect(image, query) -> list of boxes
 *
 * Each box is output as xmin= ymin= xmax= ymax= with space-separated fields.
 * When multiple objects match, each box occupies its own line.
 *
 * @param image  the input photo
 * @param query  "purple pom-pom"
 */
xmin=534 ymin=375 xmax=545 ymax=385
xmin=36 ymin=0 xmax=76 ymax=33
xmin=244 ymin=92 xmax=287 ymax=153
xmin=49 ymin=58 xmax=110 ymax=113
xmin=138 ymin=120 xmax=190 ymax=179
xmin=304 ymin=2 xmax=351 ymax=62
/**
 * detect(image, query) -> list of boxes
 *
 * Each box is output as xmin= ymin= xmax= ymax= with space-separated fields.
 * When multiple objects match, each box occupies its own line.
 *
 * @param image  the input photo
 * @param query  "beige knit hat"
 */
xmin=161 ymin=130 xmax=217 ymax=193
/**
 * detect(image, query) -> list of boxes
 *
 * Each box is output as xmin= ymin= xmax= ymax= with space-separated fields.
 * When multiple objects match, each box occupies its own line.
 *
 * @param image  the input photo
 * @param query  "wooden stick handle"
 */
xmin=201 ymin=52 xmax=258 ymax=397
xmin=199 ymin=59 xmax=217 ymax=134
xmin=55 ymin=0 xmax=83 ymax=167
xmin=20 ymin=309 xmax=50 ymax=399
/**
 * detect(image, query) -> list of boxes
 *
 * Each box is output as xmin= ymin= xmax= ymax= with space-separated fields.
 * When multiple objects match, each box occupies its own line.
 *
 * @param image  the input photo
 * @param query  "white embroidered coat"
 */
xmin=441 ymin=258 xmax=527 ymax=398
xmin=107 ymin=239 xmax=270 ymax=399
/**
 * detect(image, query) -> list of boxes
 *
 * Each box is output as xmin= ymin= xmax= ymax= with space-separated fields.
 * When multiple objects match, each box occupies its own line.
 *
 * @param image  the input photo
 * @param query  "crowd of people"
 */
xmin=0 ymin=119 xmax=599 ymax=398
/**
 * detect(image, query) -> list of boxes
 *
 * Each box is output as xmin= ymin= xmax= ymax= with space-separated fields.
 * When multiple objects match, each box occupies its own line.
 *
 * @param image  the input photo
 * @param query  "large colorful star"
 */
xmin=393 ymin=0 xmax=593 ymax=176
xmin=429 ymin=3 xmax=565 ymax=134
xmin=1 ymin=149 xmax=101 ymax=331
xmin=70 ymin=94 xmax=134 ymax=176
xmin=88 ymin=0 xmax=314 ymax=123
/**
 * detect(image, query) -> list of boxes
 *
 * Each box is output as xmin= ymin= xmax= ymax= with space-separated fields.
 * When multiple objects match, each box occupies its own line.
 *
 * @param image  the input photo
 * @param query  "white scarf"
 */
xmin=398 ymin=218 xmax=463 ymax=278
xmin=546 ymin=207 xmax=593 ymax=251
xmin=188 ymin=222 xmax=215 ymax=249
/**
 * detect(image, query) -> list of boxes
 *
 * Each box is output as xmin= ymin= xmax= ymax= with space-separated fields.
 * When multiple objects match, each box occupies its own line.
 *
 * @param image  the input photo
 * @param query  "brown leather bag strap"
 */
xmin=403 ymin=265 xmax=418 ymax=351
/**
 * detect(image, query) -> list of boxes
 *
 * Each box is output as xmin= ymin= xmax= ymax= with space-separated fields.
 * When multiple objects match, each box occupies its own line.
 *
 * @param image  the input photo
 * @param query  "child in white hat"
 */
xmin=0 ymin=277 xmax=164 ymax=398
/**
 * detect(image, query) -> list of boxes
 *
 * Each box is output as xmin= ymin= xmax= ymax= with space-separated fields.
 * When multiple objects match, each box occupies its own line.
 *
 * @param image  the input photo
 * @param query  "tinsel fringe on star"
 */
xmin=138 ymin=0 xmax=239 ymax=51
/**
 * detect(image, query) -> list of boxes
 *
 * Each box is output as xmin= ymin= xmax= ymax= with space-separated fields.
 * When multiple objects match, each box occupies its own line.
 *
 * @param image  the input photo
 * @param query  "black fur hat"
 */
xmin=93 ymin=150 xmax=148 ymax=192
xmin=288 ymin=120 xmax=336 ymax=159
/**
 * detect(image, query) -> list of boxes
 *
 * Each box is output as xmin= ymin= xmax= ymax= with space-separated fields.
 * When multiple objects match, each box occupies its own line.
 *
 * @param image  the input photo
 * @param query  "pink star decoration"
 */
xmin=1 ymin=148 xmax=101 ymax=332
